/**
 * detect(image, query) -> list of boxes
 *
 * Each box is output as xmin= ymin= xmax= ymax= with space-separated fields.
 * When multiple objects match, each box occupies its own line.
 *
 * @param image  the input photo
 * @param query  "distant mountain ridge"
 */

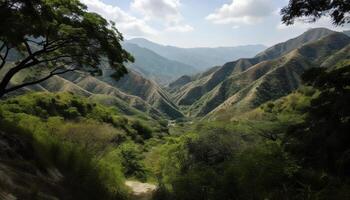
xmin=126 ymin=38 xmax=266 ymax=71
xmin=122 ymin=42 xmax=198 ymax=85
xmin=168 ymin=28 xmax=350 ymax=118
xmin=3 ymin=27 xmax=349 ymax=122
xmin=171 ymin=28 xmax=336 ymax=106
xmin=256 ymin=28 xmax=335 ymax=60
xmin=208 ymin=32 xmax=350 ymax=119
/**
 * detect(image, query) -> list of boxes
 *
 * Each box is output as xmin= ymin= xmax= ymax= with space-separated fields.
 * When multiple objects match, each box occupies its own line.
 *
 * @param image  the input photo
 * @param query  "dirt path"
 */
xmin=125 ymin=180 xmax=157 ymax=200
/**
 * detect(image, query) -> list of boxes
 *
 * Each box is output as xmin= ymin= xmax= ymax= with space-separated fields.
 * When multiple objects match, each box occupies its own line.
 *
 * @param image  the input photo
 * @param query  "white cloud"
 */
xmin=206 ymin=0 xmax=275 ymax=25
xmin=131 ymin=0 xmax=193 ymax=32
xmin=80 ymin=0 xmax=157 ymax=37
xmin=131 ymin=0 xmax=181 ymax=22
xmin=165 ymin=24 xmax=194 ymax=32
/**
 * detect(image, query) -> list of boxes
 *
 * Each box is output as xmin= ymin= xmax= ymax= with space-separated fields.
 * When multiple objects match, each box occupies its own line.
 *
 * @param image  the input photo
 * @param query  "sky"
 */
xmin=81 ymin=0 xmax=350 ymax=48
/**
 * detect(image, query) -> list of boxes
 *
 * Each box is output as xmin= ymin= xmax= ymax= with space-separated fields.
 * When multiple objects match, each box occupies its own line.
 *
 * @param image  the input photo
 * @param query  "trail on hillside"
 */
xmin=125 ymin=180 xmax=157 ymax=200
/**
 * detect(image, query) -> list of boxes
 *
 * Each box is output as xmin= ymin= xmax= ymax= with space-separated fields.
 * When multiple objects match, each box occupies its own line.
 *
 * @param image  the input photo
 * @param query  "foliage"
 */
xmin=281 ymin=0 xmax=350 ymax=26
xmin=0 ymin=92 xmax=163 ymax=199
xmin=119 ymin=142 xmax=147 ymax=181
xmin=0 ymin=115 xmax=127 ymax=199
xmin=131 ymin=120 xmax=153 ymax=140
xmin=155 ymin=129 xmax=299 ymax=200
xmin=0 ymin=0 xmax=133 ymax=97
xmin=283 ymin=66 xmax=350 ymax=197
xmin=153 ymin=66 xmax=350 ymax=199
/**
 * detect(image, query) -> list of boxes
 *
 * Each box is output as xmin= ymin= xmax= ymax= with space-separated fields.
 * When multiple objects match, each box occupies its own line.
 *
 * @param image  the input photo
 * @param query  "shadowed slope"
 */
xmin=207 ymin=33 xmax=350 ymax=119
xmin=99 ymin=68 xmax=184 ymax=119
xmin=123 ymin=43 xmax=198 ymax=85
xmin=171 ymin=28 xmax=336 ymax=108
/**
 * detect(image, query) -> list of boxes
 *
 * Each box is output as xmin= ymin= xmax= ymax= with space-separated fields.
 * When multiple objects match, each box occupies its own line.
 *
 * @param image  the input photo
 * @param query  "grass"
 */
xmin=0 ymin=92 xmax=170 ymax=199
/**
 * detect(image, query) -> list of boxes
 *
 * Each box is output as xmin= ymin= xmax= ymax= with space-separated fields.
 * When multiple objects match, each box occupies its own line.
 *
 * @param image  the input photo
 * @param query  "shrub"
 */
xmin=131 ymin=120 xmax=153 ymax=140
xmin=119 ymin=142 xmax=147 ymax=181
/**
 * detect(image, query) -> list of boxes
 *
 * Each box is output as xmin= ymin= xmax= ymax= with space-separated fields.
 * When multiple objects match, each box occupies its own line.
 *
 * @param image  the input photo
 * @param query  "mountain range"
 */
xmin=169 ymin=28 xmax=350 ymax=119
xmin=4 ymin=28 xmax=350 ymax=122
xmin=122 ymin=42 xmax=198 ymax=85
xmin=125 ymin=38 xmax=266 ymax=74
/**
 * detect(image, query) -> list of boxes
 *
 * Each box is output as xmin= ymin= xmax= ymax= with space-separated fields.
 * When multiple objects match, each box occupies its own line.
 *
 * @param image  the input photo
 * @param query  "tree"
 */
xmin=281 ymin=0 xmax=350 ymax=25
xmin=285 ymin=66 xmax=350 ymax=176
xmin=0 ymin=0 xmax=133 ymax=98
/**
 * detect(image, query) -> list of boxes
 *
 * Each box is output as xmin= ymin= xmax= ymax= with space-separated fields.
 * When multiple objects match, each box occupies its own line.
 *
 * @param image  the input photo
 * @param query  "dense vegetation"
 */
xmin=147 ymin=65 xmax=350 ymax=200
xmin=282 ymin=0 xmax=350 ymax=26
xmin=1 ymin=0 xmax=350 ymax=199
xmin=1 ymin=65 xmax=349 ymax=199
xmin=0 ymin=0 xmax=132 ymax=97
xmin=0 ymin=92 xmax=168 ymax=199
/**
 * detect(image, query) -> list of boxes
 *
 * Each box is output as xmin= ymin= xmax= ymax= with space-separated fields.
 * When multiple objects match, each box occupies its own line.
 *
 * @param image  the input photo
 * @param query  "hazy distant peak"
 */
xmin=126 ymin=38 xmax=267 ymax=71
xmin=127 ymin=37 xmax=266 ymax=49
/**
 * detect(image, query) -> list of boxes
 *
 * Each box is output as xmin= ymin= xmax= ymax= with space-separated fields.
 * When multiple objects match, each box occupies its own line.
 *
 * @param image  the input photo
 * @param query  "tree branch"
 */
xmin=0 ymin=58 xmax=40 ymax=94
xmin=0 ymin=43 xmax=5 ymax=52
xmin=0 ymin=43 xmax=9 ymax=70
xmin=26 ymin=38 xmax=45 ymax=46
xmin=0 ymin=40 xmax=83 ymax=94
xmin=24 ymin=40 xmax=33 ymax=56
xmin=38 ymin=54 xmax=84 ymax=63
xmin=3 ymin=67 xmax=77 ymax=94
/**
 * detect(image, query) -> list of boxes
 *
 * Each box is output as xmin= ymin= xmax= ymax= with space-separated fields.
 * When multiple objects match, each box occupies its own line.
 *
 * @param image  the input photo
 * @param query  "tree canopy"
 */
xmin=0 ymin=0 xmax=133 ymax=97
xmin=281 ymin=0 xmax=350 ymax=25
xmin=286 ymin=65 xmax=350 ymax=177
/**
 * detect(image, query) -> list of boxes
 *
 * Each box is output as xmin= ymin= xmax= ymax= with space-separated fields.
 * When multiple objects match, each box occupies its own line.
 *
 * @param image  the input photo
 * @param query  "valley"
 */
xmin=7 ymin=28 xmax=348 ymax=122
xmin=2 ymin=27 xmax=350 ymax=200
xmin=1 ymin=0 xmax=350 ymax=199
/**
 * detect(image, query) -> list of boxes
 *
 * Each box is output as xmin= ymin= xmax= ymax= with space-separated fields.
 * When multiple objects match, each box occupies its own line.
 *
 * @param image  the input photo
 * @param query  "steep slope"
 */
xmin=321 ymin=43 xmax=350 ymax=68
xmin=57 ymin=75 xmax=164 ymax=119
xmin=2 ymin=59 xmax=183 ymax=119
xmin=99 ymin=68 xmax=184 ymax=119
xmin=122 ymin=43 xmax=198 ymax=85
xmin=0 ymin=130 xmax=72 ymax=200
xmin=207 ymin=32 xmax=350 ymax=119
xmin=172 ymin=28 xmax=336 ymax=108
xmin=255 ymin=28 xmax=335 ymax=60
xmin=167 ymin=66 xmax=221 ymax=93
xmin=127 ymin=38 xmax=266 ymax=71
xmin=5 ymin=69 xmax=166 ymax=120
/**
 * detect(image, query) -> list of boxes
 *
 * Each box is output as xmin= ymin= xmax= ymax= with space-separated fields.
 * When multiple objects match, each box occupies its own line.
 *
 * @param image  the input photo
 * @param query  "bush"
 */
xmin=131 ymin=120 xmax=153 ymax=140
xmin=157 ymin=127 xmax=299 ymax=200
xmin=119 ymin=143 xmax=147 ymax=181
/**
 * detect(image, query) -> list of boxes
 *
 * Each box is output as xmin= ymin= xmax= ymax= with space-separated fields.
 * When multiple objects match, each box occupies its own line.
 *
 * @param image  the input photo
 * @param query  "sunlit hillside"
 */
xmin=1 ymin=0 xmax=350 ymax=199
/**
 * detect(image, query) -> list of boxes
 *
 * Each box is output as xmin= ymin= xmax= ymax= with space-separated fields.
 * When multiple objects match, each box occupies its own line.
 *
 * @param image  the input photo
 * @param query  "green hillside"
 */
xmin=39 ymin=71 xmax=167 ymax=119
xmin=205 ymin=32 xmax=350 ymax=118
xmin=3 ymin=0 xmax=350 ymax=199
xmin=99 ymin=69 xmax=184 ymax=119
xmin=255 ymin=28 xmax=335 ymax=60
xmin=171 ymin=28 xmax=335 ymax=108
xmin=2 ymin=65 xmax=184 ymax=119
xmin=151 ymin=64 xmax=350 ymax=199
xmin=0 ymin=92 xmax=168 ymax=199
xmin=169 ymin=28 xmax=348 ymax=118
